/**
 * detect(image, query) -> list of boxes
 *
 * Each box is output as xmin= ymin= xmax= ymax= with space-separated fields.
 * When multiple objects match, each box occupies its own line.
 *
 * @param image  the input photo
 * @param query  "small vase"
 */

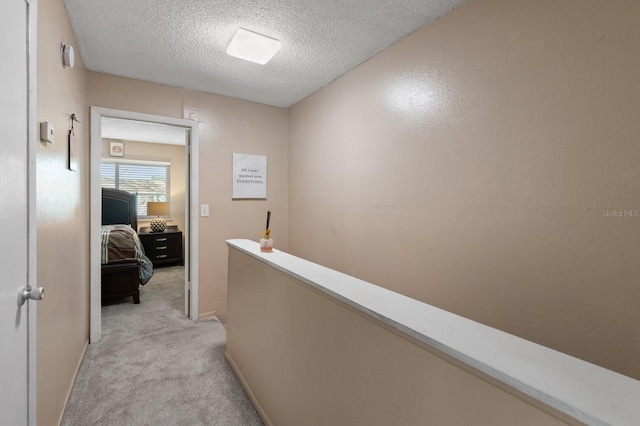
xmin=260 ymin=238 xmax=273 ymax=252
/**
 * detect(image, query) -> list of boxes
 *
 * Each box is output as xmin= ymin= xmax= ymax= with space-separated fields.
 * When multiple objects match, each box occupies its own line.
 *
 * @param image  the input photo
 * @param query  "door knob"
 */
xmin=17 ymin=286 xmax=44 ymax=306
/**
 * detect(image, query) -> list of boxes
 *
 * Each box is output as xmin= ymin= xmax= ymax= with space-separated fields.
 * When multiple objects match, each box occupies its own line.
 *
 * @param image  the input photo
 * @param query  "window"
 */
xmin=101 ymin=160 xmax=171 ymax=217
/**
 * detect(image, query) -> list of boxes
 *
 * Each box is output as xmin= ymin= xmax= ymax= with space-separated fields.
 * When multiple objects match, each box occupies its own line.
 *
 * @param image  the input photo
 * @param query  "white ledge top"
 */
xmin=227 ymin=239 xmax=640 ymax=425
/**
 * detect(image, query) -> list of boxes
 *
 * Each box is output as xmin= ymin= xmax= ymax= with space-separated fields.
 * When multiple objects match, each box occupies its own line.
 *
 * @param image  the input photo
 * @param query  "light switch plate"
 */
xmin=200 ymin=204 xmax=210 ymax=217
xmin=40 ymin=122 xmax=55 ymax=143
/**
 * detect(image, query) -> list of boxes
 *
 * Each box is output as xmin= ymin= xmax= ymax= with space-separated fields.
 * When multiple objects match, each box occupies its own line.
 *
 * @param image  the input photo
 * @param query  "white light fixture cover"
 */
xmin=226 ymin=28 xmax=281 ymax=65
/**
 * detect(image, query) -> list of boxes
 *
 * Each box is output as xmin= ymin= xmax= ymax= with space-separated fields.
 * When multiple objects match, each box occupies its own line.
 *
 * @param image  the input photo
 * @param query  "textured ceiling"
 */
xmin=63 ymin=0 xmax=465 ymax=108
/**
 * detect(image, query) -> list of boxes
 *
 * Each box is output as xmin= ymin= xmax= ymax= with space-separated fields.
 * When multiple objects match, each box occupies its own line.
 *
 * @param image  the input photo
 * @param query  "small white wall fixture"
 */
xmin=90 ymin=107 xmax=199 ymax=343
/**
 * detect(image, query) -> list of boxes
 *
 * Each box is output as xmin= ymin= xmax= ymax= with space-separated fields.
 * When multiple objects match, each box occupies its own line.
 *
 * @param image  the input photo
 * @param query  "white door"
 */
xmin=0 ymin=0 xmax=38 ymax=424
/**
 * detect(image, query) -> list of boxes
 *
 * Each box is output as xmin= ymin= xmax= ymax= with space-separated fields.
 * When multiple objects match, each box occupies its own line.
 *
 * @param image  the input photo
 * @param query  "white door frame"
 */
xmin=89 ymin=107 xmax=199 ymax=343
xmin=28 ymin=0 xmax=38 ymax=422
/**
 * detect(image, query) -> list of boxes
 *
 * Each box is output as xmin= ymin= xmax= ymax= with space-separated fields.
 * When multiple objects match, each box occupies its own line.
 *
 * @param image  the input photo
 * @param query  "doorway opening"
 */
xmin=90 ymin=107 xmax=199 ymax=343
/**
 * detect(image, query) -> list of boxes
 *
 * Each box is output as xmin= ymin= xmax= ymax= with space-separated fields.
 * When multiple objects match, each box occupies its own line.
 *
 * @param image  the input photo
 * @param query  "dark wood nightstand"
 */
xmin=138 ymin=225 xmax=183 ymax=267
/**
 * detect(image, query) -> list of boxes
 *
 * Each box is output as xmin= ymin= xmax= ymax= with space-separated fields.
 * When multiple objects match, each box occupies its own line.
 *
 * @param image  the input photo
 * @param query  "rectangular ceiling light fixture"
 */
xmin=226 ymin=28 xmax=281 ymax=65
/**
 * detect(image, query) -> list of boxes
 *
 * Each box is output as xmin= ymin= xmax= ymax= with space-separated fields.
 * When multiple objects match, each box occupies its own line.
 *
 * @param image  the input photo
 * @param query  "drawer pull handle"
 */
xmin=157 ymin=254 xmax=168 ymax=259
xmin=157 ymin=246 xmax=167 ymax=250
xmin=155 ymin=238 xmax=168 ymax=242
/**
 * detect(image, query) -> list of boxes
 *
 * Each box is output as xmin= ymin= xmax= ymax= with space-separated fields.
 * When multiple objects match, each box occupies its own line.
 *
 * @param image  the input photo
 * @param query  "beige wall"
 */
xmin=226 ymin=247 xmax=576 ymax=426
xmin=288 ymin=0 xmax=640 ymax=379
xmin=37 ymin=0 xmax=89 ymax=424
xmin=101 ymin=139 xmax=187 ymax=233
xmin=89 ymin=73 xmax=289 ymax=318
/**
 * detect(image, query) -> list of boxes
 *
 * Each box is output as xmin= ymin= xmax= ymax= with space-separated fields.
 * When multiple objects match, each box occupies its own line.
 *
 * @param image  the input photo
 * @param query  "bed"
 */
xmin=101 ymin=188 xmax=153 ymax=304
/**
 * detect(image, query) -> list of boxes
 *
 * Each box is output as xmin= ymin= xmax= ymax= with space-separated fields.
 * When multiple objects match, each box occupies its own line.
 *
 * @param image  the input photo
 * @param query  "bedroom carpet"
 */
xmin=61 ymin=265 xmax=263 ymax=426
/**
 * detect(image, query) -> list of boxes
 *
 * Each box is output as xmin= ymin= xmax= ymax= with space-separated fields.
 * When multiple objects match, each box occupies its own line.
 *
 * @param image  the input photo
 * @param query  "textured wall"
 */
xmin=88 ymin=73 xmax=289 ymax=318
xmin=37 ymin=0 xmax=90 ymax=424
xmin=184 ymin=90 xmax=288 ymax=319
xmin=288 ymin=0 xmax=640 ymax=379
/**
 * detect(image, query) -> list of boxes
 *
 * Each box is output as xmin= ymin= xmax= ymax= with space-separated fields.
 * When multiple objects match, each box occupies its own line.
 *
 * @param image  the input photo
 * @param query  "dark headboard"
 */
xmin=102 ymin=188 xmax=137 ymax=230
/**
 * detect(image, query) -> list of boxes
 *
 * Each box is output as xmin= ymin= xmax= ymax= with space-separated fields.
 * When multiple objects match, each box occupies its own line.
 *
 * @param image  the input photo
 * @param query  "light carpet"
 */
xmin=61 ymin=265 xmax=263 ymax=426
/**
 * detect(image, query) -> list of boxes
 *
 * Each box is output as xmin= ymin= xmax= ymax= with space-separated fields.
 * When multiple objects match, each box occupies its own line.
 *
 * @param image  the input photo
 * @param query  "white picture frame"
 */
xmin=109 ymin=141 xmax=124 ymax=157
xmin=232 ymin=153 xmax=267 ymax=199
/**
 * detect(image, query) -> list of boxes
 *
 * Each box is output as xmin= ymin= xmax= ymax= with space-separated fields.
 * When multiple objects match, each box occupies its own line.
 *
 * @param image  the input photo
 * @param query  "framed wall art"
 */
xmin=68 ymin=128 xmax=78 ymax=171
xmin=232 ymin=153 xmax=267 ymax=199
xmin=110 ymin=141 xmax=124 ymax=157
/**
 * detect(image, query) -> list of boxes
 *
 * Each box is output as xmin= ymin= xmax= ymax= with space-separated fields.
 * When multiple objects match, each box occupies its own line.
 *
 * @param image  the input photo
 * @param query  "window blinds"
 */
xmin=101 ymin=161 xmax=171 ymax=216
